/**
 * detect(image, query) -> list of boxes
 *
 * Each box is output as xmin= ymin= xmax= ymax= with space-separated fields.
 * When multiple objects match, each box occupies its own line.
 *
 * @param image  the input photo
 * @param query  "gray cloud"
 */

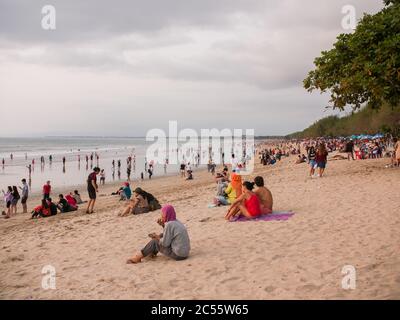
xmin=0 ymin=0 xmax=384 ymax=136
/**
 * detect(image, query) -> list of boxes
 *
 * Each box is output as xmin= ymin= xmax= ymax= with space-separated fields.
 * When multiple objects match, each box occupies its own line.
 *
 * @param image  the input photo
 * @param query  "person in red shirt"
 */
xmin=225 ymin=181 xmax=261 ymax=220
xmin=31 ymin=199 xmax=50 ymax=219
xmin=42 ymin=181 xmax=51 ymax=200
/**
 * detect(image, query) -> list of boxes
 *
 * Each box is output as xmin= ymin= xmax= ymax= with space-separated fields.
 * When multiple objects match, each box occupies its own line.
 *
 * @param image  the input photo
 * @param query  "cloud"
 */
xmin=0 ymin=0 xmax=384 ymax=136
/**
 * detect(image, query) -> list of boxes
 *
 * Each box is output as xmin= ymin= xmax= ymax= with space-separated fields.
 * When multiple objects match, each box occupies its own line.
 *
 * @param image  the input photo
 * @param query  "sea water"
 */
xmin=0 ymin=137 xmax=181 ymax=192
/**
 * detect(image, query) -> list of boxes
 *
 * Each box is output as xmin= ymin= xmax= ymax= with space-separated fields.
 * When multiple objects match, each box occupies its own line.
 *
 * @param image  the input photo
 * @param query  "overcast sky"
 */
xmin=0 ymin=0 xmax=383 ymax=137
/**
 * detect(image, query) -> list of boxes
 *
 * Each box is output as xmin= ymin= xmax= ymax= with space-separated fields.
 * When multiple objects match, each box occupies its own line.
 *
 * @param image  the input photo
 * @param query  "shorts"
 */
xmin=132 ymin=206 xmax=150 ymax=215
xmin=87 ymin=186 xmax=96 ymax=200
xmin=21 ymin=196 xmax=28 ymax=204
xmin=317 ymin=162 xmax=326 ymax=169
xmin=216 ymin=196 xmax=230 ymax=206
xmin=309 ymin=160 xmax=317 ymax=168
xmin=11 ymin=198 xmax=19 ymax=206
xmin=6 ymin=201 xmax=11 ymax=208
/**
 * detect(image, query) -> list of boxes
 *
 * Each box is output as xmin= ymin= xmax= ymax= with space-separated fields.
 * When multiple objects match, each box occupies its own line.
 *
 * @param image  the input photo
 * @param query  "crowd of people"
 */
xmin=2 ymin=134 xmax=399 ymax=267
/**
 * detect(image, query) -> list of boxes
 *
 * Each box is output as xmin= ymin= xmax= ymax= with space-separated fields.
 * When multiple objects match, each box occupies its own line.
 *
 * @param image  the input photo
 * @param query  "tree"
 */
xmin=304 ymin=1 xmax=400 ymax=111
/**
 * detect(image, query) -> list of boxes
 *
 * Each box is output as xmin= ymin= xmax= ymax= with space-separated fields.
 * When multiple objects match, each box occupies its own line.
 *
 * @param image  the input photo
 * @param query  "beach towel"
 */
xmin=230 ymin=211 xmax=294 ymax=222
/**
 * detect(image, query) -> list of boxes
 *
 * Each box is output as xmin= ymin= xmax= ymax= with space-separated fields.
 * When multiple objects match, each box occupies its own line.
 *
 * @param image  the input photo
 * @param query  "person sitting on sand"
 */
xmin=119 ymin=188 xmax=150 ymax=216
xmin=230 ymin=171 xmax=242 ymax=198
xmin=65 ymin=194 xmax=78 ymax=210
xmin=126 ymin=205 xmax=190 ymax=264
xmin=119 ymin=187 xmax=161 ymax=216
xmin=186 ymin=169 xmax=193 ymax=180
xmin=119 ymin=182 xmax=132 ymax=200
xmin=71 ymin=190 xmax=85 ymax=204
xmin=222 ymin=167 xmax=229 ymax=180
xmin=295 ymin=154 xmax=307 ymax=164
xmin=31 ymin=199 xmax=50 ymax=219
xmin=253 ymin=176 xmax=273 ymax=215
xmin=225 ymin=181 xmax=261 ymax=220
xmin=46 ymin=198 xmax=58 ymax=216
xmin=57 ymin=194 xmax=77 ymax=213
xmin=214 ymin=174 xmax=239 ymax=206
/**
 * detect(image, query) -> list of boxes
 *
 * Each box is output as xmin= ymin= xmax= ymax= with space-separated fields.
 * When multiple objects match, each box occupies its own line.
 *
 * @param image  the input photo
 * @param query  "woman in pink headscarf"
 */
xmin=127 ymin=205 xmax=191 ymax=264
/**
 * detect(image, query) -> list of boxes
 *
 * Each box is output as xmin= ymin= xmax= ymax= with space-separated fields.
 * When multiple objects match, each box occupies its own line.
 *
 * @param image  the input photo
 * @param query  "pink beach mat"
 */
xmin=230 ymin=211 xmax=295 ymax=222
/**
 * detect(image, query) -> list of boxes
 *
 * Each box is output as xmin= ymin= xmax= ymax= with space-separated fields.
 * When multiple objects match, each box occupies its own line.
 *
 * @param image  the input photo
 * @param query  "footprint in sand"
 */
xmin=296 ymin=284 xmax=323 ymax=293
xmin=2 ymin=254 xmax=25 ymax=263
xmin=199 ymin=217 xmax=213 ymax=223
xmin=220 ymin=276 xmax=241 ymax=284
xmin=264 ymin=285 xmax=276 ymax=293
xmin=272 ymin=254 xmax=284 ymax=261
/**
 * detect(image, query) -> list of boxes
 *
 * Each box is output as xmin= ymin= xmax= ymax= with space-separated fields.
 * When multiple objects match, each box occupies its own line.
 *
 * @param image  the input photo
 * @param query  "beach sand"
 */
xmin=0 ymin=155 xmax=399 ymax=300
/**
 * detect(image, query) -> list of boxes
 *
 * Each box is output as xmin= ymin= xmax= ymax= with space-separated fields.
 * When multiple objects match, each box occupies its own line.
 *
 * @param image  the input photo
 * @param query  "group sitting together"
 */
xmin=119 ymin=186 xmax=161 ymax=216
xmin=31 ymin=192 xmax=82 ymax=219
xmin=213 ymin=170 xmax=273 ymax=221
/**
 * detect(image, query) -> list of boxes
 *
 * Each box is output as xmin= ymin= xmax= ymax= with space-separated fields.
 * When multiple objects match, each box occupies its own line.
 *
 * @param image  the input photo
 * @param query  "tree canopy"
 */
xmin=304 ymin=1 xmax=400 ymax=111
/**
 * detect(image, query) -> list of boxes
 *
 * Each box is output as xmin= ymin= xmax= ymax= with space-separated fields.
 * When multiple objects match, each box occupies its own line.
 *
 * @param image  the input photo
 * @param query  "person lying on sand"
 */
xmin=254 ymin=176 xmax=273 ymax=215
xmin=225 ymin=181 xmax=261 ymax=220
xmin=126 ymin=205 xmax=190 ymax=264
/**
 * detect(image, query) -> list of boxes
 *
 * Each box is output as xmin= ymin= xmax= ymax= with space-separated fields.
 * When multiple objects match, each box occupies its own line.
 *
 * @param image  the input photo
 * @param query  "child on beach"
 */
xmin=100 ymin=169 xmax=106 ymax=185
xmin=126 ymin=205 xmax=190 ymax=264
xmin=119 ymin=182 xmax=132 ymax=200
xmin=2 ymin=186 xmax=13 ymax=219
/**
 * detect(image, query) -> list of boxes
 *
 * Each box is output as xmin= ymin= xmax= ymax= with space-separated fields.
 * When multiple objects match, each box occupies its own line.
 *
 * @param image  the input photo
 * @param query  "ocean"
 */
xmin=0 ymin=137 xmax=177 ymax=193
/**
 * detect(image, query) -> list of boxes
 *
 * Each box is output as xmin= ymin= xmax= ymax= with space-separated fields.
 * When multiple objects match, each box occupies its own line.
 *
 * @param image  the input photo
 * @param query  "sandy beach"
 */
xmin=1 ymin=153 xmax=399 ymax=300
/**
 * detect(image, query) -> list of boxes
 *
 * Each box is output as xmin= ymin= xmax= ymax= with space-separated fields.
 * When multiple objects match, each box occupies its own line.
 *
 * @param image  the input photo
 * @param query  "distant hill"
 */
xmin=287 ymin=103 xmax=400 ymax=139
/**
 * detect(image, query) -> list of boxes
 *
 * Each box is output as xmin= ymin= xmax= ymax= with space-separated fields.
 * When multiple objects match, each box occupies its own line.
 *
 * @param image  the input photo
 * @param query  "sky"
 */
xmin=0 ymin=0 xmax=383 ymax=137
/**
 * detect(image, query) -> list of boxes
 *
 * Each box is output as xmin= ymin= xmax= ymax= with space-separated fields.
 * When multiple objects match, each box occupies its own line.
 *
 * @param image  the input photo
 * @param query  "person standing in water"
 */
xmin=100 ymin=169 xmax=106 ymax=185
xmin=86 ymin=167 xmax=100 ymax=214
